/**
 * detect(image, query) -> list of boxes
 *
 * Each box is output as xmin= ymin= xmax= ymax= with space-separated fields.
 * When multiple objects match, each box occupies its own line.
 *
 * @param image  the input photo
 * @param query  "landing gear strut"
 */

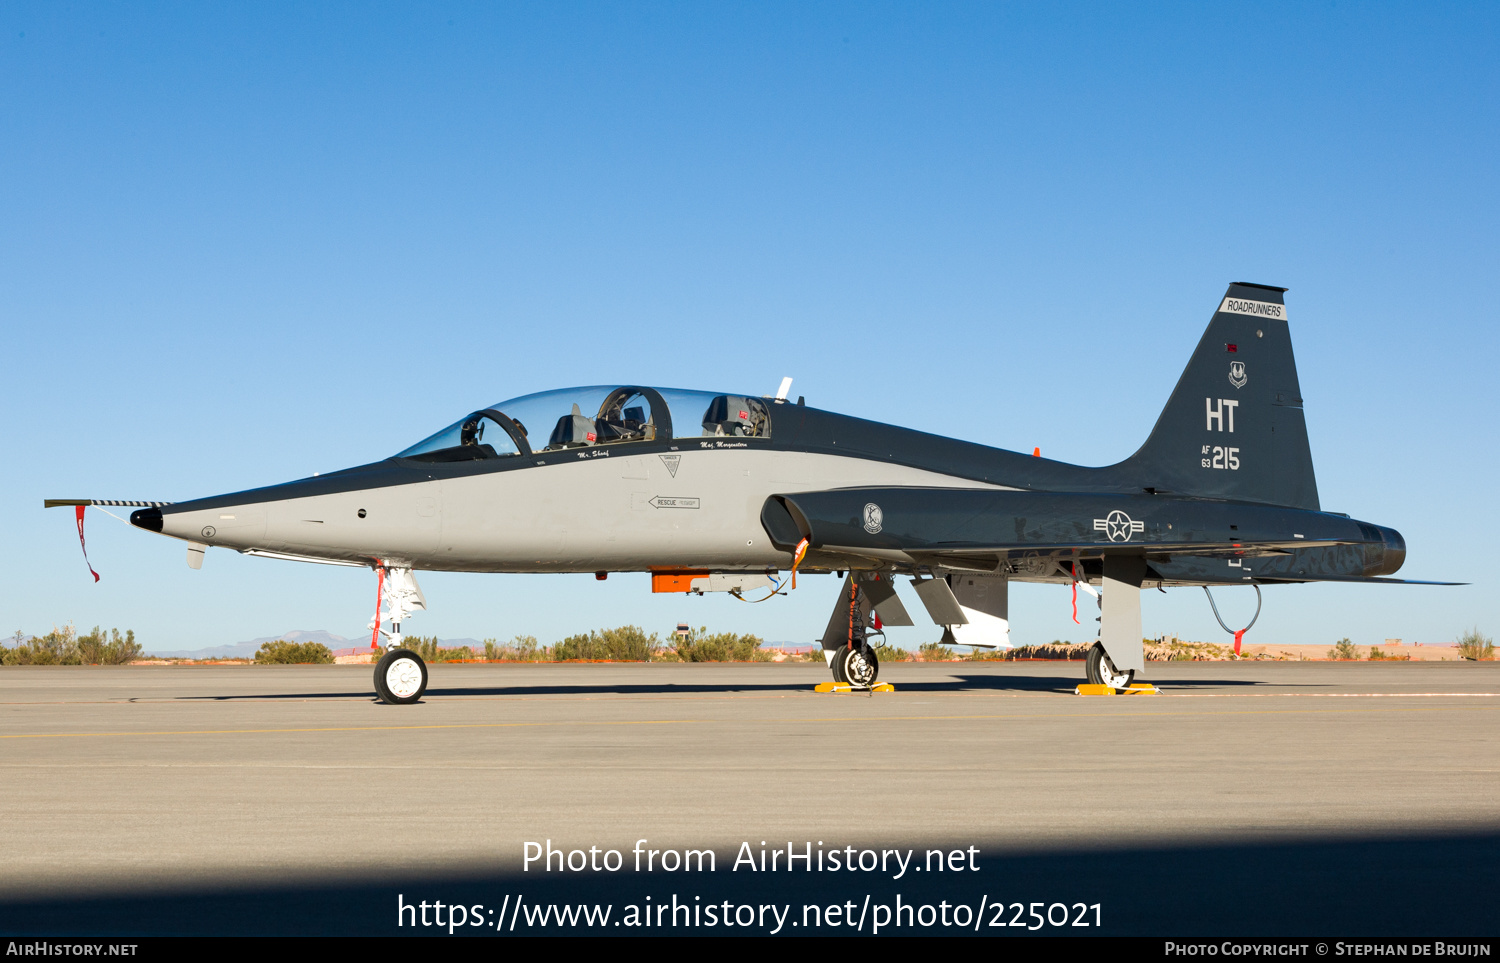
xmin=825 ymin=577 xmax=880 ymax=688
xmin=369 ymin=564 xmax=429 ymax=705
xmin=1080 ymin=555 xmax=1147 ymax=689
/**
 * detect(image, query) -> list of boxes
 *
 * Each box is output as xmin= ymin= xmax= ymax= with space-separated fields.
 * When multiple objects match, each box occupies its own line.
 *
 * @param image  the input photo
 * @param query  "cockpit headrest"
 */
xmin=547 ymin=403 xmax=598 ymax=449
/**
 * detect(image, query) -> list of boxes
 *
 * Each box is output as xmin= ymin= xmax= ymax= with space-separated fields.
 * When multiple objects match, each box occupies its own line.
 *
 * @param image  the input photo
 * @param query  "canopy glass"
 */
xmin=395 ymin=386 xmax=772 ymax=461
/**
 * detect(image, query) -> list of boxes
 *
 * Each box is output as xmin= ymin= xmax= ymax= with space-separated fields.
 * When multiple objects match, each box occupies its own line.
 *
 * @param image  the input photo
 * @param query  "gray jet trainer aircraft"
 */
xmin=50 ymin=283 xmax=1435 ymax=704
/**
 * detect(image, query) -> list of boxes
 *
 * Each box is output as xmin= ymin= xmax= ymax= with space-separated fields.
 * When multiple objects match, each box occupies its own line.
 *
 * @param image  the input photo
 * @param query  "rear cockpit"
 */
xmin=395 ymin=386 xmax=771 ymax=462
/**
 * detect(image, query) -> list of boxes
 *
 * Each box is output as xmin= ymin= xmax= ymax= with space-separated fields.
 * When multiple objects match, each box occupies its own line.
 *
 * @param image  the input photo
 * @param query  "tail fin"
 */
xmin=1118 ymin=282 xmax=1319 ymax=511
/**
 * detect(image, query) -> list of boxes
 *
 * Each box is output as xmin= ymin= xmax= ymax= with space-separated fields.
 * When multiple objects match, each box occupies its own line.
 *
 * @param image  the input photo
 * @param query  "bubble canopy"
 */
xmin=395 ymin=386 xmax=773 ymax=461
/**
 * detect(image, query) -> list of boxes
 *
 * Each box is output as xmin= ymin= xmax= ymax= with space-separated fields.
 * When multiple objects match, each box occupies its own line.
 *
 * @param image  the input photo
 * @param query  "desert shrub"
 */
xmin=1002 ymin=642 xmax=1095 ymax=661
xmin=1327 ymin=638 xmax=1360 ymax=660
xmin=254 ymin=640 xmax=333 ymax=664
xmin=76 ymin=627 xmax=143 ymax=665
xmin=512 ymin=635 xmax=542 ymax=659
xmin=384 ymin=636 xmax=477 ymax=662
xmin=555 ymin=626 xmax=661 ymax=661
xmin=401 ymin=636 xmax=441 ymax=661
xmin=486 ymin=635 xmax=547 ymax=661
xmin=1457 ymin=627 xmax=1495 ymax=661
xmin=2 ymin=626 xmax=82 ymax=665
xmin=918 ymin=641 xmax=955 ymax=661
xmin=876 ymin=642 xmax=910 ymax=663
xmin=673 ymin=627 xmax=769 ymax=662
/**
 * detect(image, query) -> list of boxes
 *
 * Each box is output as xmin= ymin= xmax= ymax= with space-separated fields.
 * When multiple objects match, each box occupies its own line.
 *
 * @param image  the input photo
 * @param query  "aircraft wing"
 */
xmin=1245 ymin=574 xmax=1466 ymax=585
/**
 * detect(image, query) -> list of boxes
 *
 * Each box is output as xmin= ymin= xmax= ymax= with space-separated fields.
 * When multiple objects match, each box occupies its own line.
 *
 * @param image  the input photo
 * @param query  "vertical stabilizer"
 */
xmin=1117 ymin=283 xmax=1319 ymax=510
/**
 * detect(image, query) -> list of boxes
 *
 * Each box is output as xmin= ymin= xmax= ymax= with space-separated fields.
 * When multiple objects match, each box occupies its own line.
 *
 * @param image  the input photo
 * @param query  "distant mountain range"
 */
xmin=147 ymin=630 xmax=483 ymax=659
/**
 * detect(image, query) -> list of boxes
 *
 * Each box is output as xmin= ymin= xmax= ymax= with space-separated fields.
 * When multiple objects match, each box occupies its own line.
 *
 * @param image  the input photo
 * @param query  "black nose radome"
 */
xmin=130 ymin=508 xmax=163 ymax=532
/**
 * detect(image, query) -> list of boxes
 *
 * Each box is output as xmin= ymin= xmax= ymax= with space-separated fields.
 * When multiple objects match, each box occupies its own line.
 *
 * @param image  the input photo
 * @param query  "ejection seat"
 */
xmin=702 ymin=395 xmax=767 ymax=437
xmin=545 ymin=404 xmax=598 ymax=449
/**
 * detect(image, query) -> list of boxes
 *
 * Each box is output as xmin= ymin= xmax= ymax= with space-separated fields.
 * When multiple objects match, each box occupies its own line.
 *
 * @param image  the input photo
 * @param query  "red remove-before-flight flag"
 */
xmin=75 ymin=505 xmax=100 ymax=583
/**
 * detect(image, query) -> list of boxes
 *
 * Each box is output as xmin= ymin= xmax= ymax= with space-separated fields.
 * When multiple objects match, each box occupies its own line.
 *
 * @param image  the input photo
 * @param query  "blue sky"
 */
xmin=3 ymin=2 xmax=1495 ymax=652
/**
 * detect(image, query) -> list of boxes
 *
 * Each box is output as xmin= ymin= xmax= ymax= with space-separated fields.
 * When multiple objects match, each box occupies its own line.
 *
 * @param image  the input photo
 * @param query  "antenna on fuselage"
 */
xmin=774 ymin=376 xmax=793 ymax=402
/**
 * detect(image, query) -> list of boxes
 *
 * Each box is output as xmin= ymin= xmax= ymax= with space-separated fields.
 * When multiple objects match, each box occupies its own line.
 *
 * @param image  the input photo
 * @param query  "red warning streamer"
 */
xmin=1070 ymin=561 xmax=1080 ymax=624
xmin=75 ymin=505 xmax=100 ymax=583
xmin=370 ymin=564 xmax=386 ymax=649
xmin=790 ymin=538 xmax=809 ymax=590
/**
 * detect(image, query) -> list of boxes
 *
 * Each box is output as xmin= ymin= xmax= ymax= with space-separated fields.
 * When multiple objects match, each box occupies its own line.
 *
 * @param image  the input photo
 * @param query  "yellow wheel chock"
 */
xmin=1074 ymin=683 xmax=1160 ymax=696
xmin=815 ymin=682 xmax=896 ymax=694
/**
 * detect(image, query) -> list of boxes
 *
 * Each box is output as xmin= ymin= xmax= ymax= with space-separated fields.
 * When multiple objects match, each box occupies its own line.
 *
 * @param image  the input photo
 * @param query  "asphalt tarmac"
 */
xmin=2 ymin=659 xmax=1497 ymax=936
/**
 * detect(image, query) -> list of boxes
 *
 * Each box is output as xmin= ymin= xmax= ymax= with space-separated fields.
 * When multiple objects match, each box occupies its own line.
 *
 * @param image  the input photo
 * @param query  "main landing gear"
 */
xmin=369 ymin=564 xmax=430 ymax=705
xmin=824 ymin=577 xmax=880 ymax=688
xmin=1085 ymin=642 xmax=1134 ymax=688
xmin=832 ymin=643 xmax=879 ymax=687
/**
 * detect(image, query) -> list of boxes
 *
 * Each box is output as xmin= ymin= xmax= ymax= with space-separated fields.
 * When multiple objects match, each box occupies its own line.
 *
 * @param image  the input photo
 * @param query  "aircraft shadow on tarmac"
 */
xmin=177 ymin=673 xmax=1270 ymax=701
xmin=4 ymin=830 xmax=1496 ymax=936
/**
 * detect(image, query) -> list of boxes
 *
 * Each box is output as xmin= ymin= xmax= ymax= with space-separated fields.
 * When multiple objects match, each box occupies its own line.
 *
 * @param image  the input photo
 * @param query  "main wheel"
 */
xmin=1085 ymin=642 xmax=1134 ymax=688
xmin=837 ymin=644 xmax=880 ymax=688
xmin=829 ymin=648 xmax=848 ymax=684
xmin=375 ymin=648 xmax=428 ymax=705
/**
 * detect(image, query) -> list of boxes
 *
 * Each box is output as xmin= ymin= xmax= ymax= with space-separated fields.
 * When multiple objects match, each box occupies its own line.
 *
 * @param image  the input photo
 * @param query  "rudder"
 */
xmin=1117 ymin=282 xmax=1319 ymax=511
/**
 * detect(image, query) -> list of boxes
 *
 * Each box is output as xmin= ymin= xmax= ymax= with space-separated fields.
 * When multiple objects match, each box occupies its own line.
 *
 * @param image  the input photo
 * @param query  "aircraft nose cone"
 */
xmin=130 ymin=507 xmax=163 ymax=532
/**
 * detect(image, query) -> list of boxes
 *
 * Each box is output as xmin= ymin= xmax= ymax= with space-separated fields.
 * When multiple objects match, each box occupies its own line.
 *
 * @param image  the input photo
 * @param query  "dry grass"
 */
xmin=1457 ymin=627 xmax=1495 ymax=661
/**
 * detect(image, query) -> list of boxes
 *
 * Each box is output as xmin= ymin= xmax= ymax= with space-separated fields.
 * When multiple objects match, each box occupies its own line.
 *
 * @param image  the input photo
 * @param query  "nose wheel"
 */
xmin=375 ymin=648 xmax=428 ymax=705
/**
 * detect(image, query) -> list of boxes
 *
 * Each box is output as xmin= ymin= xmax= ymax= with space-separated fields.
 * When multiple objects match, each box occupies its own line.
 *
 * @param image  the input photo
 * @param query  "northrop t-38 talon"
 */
xmin=50 ymin=283 xmax=1446 ymax=703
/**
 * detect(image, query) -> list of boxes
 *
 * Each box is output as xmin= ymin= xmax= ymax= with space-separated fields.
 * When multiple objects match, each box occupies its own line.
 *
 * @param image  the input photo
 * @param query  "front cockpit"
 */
xmin=395 ymin=385 xmax=772 ymax=462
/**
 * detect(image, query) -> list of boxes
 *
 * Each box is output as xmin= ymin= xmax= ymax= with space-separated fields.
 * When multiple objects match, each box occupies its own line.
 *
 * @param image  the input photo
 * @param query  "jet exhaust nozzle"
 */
xmin=1375 ymin=525 xmax=1406 ymax=576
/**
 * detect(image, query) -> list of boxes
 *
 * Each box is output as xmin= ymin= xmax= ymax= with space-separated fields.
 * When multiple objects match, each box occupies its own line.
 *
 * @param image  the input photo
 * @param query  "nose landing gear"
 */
xmin=375 ymin=647 xmax=427 ymax=705
xmin=369 ymin=564 xmax=430 ymax=705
